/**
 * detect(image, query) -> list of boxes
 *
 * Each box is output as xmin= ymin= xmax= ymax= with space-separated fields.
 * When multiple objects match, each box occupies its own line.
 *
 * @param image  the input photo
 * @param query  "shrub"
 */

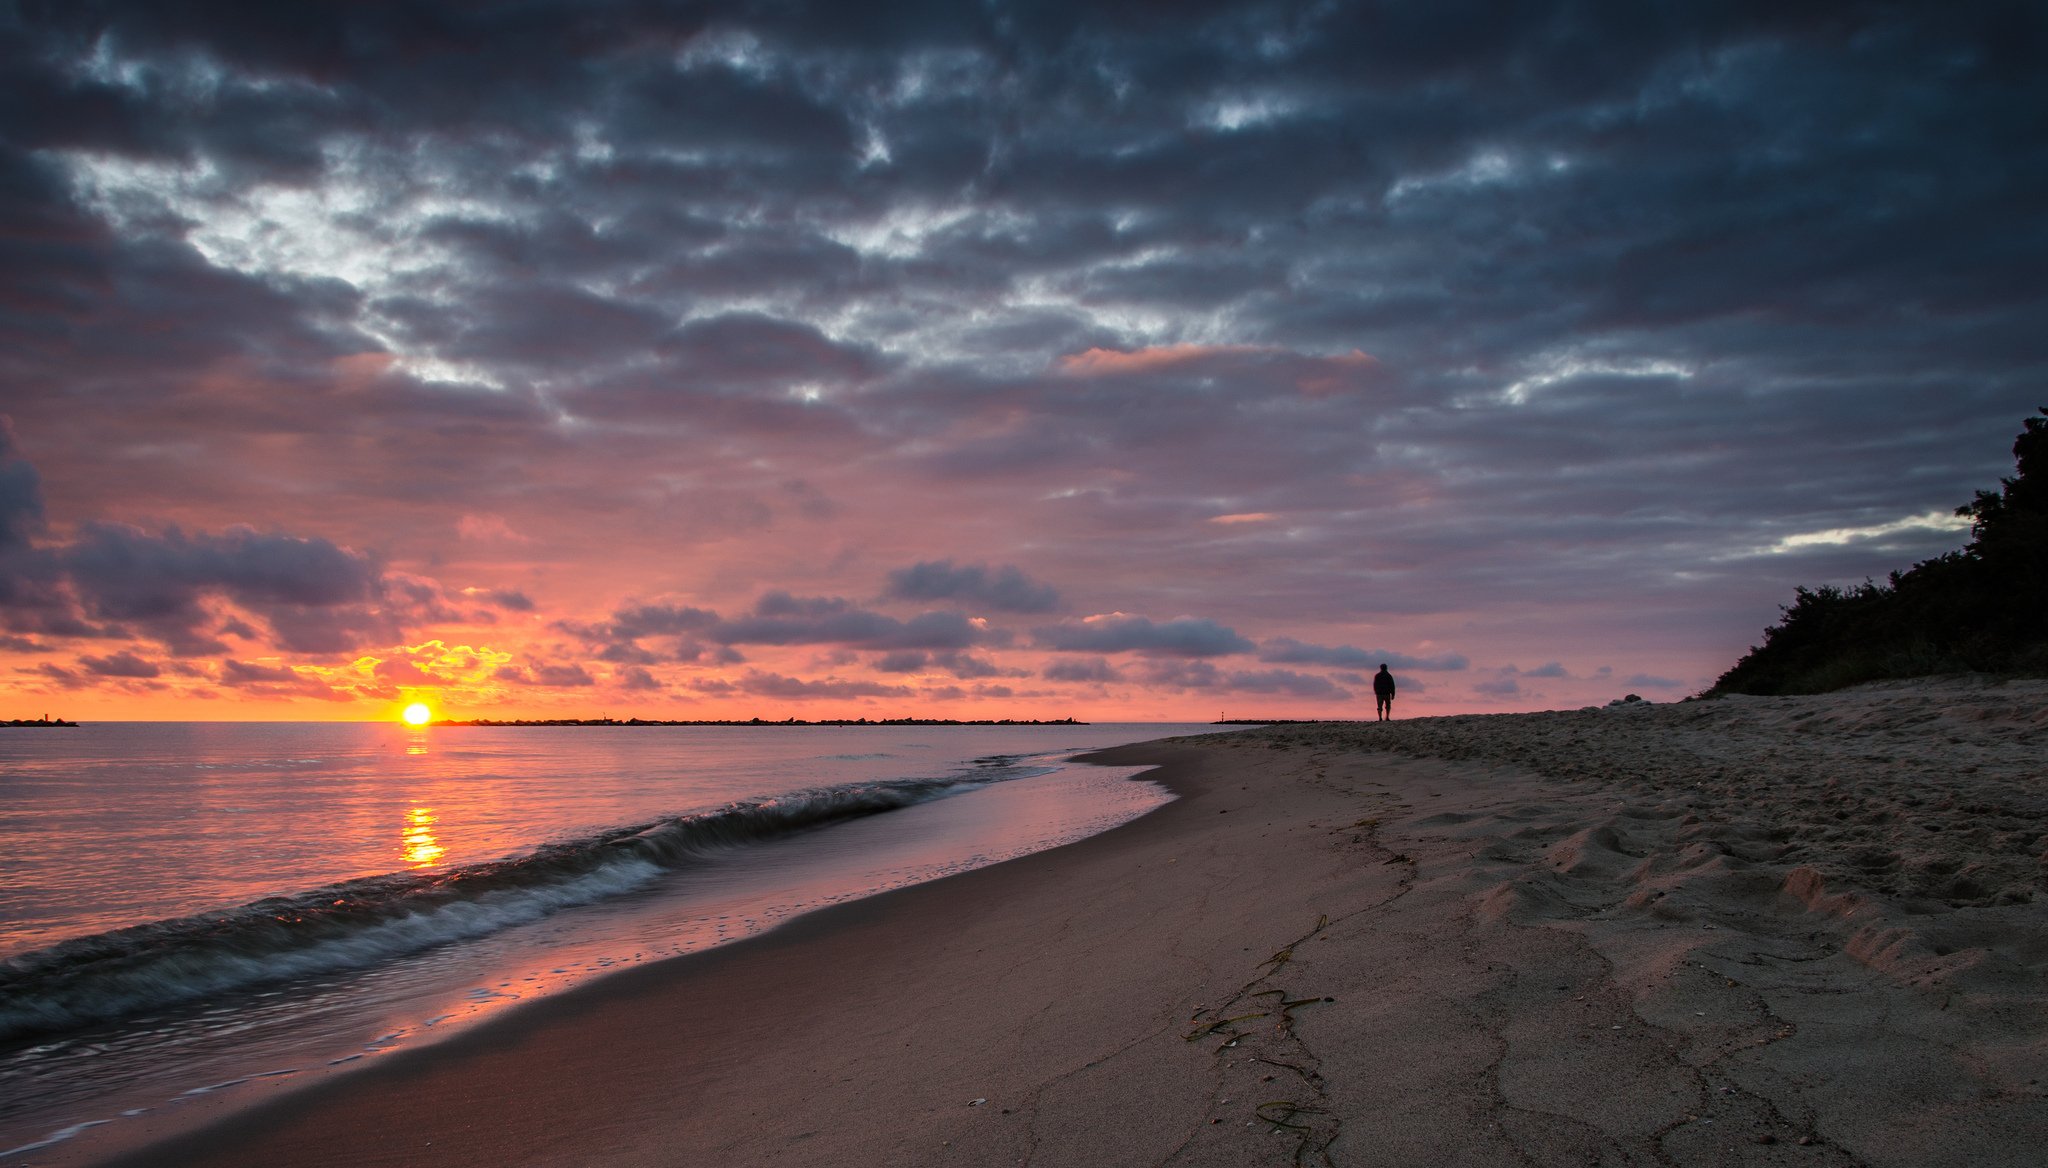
xmin=1709 ymin=407 xmax=2048 ymax=695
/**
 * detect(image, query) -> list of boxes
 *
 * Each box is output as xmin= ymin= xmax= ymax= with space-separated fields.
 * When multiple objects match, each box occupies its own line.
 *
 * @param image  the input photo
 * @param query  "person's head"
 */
xmin=1378 ymin=663 xmax=1388 ymax=671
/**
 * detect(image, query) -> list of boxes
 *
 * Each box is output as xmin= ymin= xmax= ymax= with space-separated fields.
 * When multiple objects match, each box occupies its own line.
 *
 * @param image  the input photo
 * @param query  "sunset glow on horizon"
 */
xmin=2 ymin=3 xmax=2041 ymax=722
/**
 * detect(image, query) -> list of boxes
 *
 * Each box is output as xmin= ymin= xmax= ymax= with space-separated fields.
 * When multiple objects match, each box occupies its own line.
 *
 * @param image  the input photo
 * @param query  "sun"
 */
xmin=401 ymin=702 xmax=433 ymax=726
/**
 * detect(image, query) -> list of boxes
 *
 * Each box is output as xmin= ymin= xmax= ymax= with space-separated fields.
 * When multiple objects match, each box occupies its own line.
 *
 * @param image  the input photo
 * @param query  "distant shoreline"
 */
xmin=432 ymin=716 xmax=1088 ymax=727
xmin=2 ymin=717 xmax=76 ymax=727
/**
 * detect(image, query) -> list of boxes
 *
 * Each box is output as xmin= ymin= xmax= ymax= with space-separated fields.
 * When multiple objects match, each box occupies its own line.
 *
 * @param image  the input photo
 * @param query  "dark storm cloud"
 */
xmin=659 ymin=315 xmax=884 ymax=390
xmin=883 ymin=560 xmax=1061 ymax=613
xmin=381 ymin=284 xmax=675 ymax=376
xmin=5 ymin=1 xmax=2046 ymax=710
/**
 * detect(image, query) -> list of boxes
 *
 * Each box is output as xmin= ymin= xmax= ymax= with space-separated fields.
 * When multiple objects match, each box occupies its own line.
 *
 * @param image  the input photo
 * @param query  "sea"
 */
xmin=0 ymin=719 xmax=1214 ymax=1163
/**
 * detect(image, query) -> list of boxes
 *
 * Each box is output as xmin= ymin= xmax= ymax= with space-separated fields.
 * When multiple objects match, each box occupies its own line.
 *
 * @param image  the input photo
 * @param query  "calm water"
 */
xmin=0 ymin=720 xmax=1208 ymax=1162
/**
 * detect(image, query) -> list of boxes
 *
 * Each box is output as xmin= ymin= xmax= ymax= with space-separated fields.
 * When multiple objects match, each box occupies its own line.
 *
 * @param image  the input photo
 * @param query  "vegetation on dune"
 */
xmin=1710 ymin=407 xmax=2048 ymax=696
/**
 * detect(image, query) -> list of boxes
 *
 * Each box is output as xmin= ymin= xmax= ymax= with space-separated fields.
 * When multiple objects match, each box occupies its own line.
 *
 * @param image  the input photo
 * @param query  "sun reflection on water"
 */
xmin=403 ymin=807 xmax=446 ymax=867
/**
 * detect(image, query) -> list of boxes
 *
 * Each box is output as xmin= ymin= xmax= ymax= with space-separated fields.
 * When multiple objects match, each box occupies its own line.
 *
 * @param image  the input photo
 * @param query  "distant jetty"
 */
xmin=436 ymin=716 xmax=1087 ymax=727
xmin=2 ymin=716 xmax=76 ymax=727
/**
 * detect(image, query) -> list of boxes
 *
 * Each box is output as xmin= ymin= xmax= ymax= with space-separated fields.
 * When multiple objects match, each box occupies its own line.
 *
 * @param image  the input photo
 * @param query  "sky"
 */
xmin=1 ymin=1 xmax=2044 ymax=722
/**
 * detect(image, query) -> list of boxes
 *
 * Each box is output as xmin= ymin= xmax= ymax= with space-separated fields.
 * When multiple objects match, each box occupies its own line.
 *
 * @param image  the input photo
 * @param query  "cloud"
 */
xmin=1035 ymin=614 xmax=1254 ymax=658
xmin=1257 ymin=638 xmax=1469 ymax=671
xmin=883 ymin=560 xmax=1061 ymax=613
xmin=1626 ymin=673 xmax=1686 ymax=690
xmin=497 ymin=662 xmax=596 ymax=687
xmin=1137 ymin=659 xmax=1351 ymax=699
xmin=0 ymin=419 xmax=47 ymax=552
xmin=712 ymin=592 xmax=985 ymax=651
xmin=575 ymin=602 xmax=722 ymax=641
xmin=873 ymin=650 xmax=928 ymax=673
xmin=456 ymin=514 xmax=533 ymax=543
xmin=715 ymin=670 xmax=914 ymax=701
xmin=78 ymin=649 xmax=160 ymax=678
xmin=616 ymin=665 xmax=663 ymax=691
xmin=215 ymin=657 xmax=347 ymax=700
xmin=4 ymin=4 xmax=2044 ymax=716
xmin=563 ymin=314 xmax=886 ymax=425
xmin=0 ymin=421 xmax=67 ymax=619
xmin=1057 ymin=344 xmax=1271 ymax=375
xmin=30 ymin=662 xmax=85 ymax=689
xmin=55 ymin=523 xmax=393 ymax=655
xmin=1214 ymin=668 xmax=1352 ymax=700
xmin=464 ymin=587 xmax=536 ymax=613
xmin=560 ymin=601 xmax=722 ymax=664
xmin=1042 ymin=657 xmax=1122 ymax=683
xmin=220 ymin=659 xmax=302 ymax=685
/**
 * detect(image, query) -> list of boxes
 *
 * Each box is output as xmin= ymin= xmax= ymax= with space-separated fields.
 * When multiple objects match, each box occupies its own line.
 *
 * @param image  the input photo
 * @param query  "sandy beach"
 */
xmin=91 ymin=678 xmax=2047 ymax=1167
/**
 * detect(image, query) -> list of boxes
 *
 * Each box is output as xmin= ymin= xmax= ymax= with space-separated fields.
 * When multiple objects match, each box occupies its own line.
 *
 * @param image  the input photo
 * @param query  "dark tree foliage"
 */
xmin=1710 ymin=407 xmax=2048 ymax=696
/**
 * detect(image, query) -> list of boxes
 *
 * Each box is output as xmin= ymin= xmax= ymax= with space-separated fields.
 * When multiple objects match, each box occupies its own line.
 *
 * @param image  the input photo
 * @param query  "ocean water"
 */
xmin=0 ymin=720 xmax=1208 ymax=1162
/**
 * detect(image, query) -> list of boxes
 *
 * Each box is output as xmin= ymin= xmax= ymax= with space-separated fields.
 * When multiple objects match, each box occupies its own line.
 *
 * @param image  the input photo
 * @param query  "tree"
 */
xmin=1710 ymin=407 xmax=2048 ymax=695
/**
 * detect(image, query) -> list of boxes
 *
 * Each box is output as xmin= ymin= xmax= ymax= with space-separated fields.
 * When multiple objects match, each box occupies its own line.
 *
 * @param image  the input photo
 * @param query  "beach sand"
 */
xmin=93 ymin=678 xmax=2046 ymax=1167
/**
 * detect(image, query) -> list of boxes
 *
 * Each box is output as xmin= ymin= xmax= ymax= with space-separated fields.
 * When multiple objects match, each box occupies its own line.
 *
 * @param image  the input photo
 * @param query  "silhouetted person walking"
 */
xmin=1373 ymin=665 xmax=1396 ymax=721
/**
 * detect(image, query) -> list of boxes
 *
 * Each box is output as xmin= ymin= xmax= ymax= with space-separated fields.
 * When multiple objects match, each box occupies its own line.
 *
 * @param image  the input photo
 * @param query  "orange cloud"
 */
xmin=1056 ymin=343 xmax=1271 ymax=375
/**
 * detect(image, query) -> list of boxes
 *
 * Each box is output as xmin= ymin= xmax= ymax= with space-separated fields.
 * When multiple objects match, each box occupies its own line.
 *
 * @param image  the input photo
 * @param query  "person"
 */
xmin=1373 ymin=664 xmax=1396 ymax=721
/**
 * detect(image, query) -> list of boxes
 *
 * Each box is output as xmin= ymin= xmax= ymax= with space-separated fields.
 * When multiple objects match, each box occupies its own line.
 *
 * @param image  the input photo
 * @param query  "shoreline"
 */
xmin=76 ymin=681 xmax=2048 ymax=1166
xmin=431 ymin=717 xmax=1091 ymax=727
xmin=79 ymin=737 xmax=1265 ymax=1168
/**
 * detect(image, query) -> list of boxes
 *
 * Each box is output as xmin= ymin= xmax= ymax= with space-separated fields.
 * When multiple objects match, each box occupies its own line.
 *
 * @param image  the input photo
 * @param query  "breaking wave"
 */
xmin=0 ymin=764 xmax=1037 ymax=1043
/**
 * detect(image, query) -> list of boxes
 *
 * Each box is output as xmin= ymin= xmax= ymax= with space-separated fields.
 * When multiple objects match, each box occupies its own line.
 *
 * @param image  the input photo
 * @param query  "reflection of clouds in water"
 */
xmin=403 ymin=808 xmax=445 ymax=868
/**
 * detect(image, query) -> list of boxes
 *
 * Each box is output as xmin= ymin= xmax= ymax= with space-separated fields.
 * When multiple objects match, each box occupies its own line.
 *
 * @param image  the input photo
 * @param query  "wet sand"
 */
xmin=92 ymin=679 xmax=2048 ymax=1167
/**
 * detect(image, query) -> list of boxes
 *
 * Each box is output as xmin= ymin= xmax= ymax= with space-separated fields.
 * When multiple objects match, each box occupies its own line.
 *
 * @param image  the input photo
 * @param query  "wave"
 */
xmin=0 ymin=767 xmax=1027 ymax=1044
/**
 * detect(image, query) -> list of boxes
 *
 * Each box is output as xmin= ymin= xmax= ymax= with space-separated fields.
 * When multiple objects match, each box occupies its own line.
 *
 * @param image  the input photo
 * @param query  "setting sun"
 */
xmin=401 ymin=702 xmax=433 ymax=726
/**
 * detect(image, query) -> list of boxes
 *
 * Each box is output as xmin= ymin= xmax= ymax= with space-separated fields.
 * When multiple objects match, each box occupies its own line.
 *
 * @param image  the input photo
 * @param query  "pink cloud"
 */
xmin=1056 ymin=343 xmax=1271 ymax=375
xmin=457 ymin=514 xmax=533 ymax=543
